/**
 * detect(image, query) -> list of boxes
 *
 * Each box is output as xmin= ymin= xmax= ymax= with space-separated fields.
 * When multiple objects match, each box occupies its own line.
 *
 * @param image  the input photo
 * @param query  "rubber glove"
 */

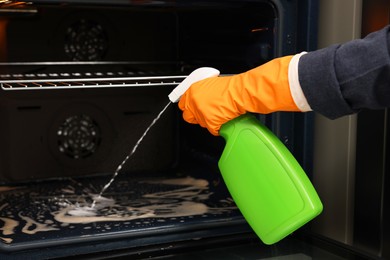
xmin=178 ymin=56 xmax=301 ymax=136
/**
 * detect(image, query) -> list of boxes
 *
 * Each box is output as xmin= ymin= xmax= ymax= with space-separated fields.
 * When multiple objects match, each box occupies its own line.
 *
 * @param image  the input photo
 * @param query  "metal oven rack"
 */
xmin=0 ymin=74 xmax=187 ymax=90
xmin=0 ymin=61 xmax=189 ymax=90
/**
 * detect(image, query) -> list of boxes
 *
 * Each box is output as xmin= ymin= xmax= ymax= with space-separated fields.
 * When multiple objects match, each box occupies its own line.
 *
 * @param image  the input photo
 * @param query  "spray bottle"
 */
xmin=169 ymin=67 xmax=323 ymax=245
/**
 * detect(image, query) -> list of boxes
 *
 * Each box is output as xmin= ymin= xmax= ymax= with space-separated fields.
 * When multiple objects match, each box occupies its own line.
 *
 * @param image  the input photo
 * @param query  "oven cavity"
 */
xmin=0 ymin=1 xmax=315 ymax=258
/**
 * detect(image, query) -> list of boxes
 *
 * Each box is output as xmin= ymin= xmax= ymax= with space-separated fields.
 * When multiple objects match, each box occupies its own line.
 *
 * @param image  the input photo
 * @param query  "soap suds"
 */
xmin=0 ymin=177 xmax=237 ymax=247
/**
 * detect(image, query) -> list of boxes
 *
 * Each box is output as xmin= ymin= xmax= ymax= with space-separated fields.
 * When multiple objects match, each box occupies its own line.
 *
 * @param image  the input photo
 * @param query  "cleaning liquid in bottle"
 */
xmin=170 ymin=67 xmax=323 ymax=245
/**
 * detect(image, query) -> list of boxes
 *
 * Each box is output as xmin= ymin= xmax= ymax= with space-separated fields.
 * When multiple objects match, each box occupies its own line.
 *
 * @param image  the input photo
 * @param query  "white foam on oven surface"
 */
xmin=0 ymin=175 xmax=240 ymax=250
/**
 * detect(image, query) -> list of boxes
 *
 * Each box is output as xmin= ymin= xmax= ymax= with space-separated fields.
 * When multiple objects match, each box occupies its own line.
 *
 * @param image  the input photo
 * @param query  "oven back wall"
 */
xmin=4 ymin=7 xmax=176 ymax=62
xmin=0 ymin=2 xmax=279 ymax=183
xmin=0 ymin=88 xmax=176 ymax=182
xmin=1 ymin=4 xmax=276 ymax=71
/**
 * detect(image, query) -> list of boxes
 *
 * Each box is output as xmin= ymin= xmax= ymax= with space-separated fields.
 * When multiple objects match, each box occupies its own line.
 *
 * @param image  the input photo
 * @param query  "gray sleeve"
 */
xmin=298 ymin=25 xmax=390 ymax=119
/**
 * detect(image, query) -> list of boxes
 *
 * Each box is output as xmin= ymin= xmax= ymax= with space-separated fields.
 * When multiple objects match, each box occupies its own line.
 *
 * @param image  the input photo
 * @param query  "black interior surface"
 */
xmin=0 ymin=2 xmax=277 ymax=183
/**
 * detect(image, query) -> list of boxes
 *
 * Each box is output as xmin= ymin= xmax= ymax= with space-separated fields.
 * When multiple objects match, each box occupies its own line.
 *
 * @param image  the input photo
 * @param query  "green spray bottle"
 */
xmin=169 ymin=68 xmax=323 ymax=245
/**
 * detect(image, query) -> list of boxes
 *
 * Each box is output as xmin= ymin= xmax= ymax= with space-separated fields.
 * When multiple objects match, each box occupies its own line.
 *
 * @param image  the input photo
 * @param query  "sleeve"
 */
xmin=298 ymin=25 xmax=390 ymax=119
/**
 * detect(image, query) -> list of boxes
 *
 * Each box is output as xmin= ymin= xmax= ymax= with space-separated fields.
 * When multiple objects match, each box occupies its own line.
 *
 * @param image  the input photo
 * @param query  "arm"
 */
xmin=299 ymin=25 xmax=390 ymax=118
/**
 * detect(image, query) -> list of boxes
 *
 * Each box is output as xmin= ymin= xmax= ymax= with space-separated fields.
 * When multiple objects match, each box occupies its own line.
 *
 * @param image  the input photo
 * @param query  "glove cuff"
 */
xmin=288 ymin=52 xmax=312 ymax=112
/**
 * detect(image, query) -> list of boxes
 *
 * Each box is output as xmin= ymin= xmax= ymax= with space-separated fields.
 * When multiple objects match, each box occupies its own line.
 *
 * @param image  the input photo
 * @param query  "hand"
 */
xmin=178 ymin=56 xmax=300 ymax=136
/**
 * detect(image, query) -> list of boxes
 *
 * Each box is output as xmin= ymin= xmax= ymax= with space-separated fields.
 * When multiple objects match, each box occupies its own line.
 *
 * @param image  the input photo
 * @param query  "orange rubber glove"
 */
xmin=178 ymin=56 xmax=300 ymax=136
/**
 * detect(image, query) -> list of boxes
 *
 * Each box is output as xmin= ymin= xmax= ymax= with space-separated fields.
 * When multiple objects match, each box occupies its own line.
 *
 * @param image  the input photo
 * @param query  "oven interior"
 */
xmin=0 ymin=1 xmax=318 ymax=258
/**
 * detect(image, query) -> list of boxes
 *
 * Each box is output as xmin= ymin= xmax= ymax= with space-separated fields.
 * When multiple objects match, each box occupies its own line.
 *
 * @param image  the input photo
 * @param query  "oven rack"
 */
xmin=0 ymin=75 xmax=188 ymax=90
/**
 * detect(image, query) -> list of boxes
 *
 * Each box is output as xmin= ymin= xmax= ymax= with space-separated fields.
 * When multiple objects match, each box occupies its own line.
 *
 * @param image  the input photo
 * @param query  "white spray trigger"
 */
xmin=168 ymin=67 xmax=220 ymax=103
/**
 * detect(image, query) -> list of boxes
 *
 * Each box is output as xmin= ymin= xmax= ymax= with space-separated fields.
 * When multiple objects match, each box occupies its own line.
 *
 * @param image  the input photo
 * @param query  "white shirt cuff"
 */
xmin=288 ymin=52 xmax=312 ymax=112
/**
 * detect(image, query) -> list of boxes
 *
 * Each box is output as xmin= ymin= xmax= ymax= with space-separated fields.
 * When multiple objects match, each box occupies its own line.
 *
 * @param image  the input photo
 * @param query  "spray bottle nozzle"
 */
xmin=168 ymin=67 xmax=220 ymax=103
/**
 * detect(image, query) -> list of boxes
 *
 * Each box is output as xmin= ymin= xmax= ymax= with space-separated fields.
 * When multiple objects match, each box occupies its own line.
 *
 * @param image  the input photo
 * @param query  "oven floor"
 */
xmin=0 ymin=172 xmax=244 ymax=252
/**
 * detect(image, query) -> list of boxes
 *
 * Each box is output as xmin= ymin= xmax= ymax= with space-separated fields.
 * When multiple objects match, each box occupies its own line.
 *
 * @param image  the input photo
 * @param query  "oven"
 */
xmin=0 ymin=0 xmax=385 ymax=259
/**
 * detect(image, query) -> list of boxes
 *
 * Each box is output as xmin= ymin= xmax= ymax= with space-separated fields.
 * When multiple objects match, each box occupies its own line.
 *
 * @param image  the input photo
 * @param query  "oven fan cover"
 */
xmin=48 ymin=103 xmax=114 ymax=167
xmin=56 ymin=114 xmax=101 ymax=159
xmin=64 ymin=19 xmax=109 ymax=61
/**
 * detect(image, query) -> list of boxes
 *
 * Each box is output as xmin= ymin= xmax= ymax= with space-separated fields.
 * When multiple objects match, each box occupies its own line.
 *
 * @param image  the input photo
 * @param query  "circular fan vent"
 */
xmin=64 ymin=19 xmax=108 ymax=61
xmin=56 ymin=114 xmax=101 ymax=159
